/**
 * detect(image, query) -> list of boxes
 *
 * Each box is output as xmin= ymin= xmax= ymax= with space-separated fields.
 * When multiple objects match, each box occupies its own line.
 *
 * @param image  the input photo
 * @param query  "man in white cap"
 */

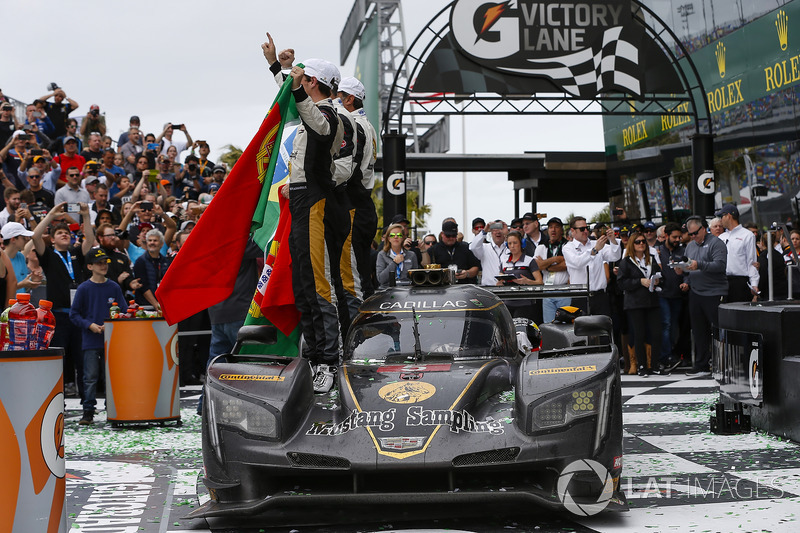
xmin=1 ymin=222 xmax=41 ymax=293
xmin=267 ymin=45 xmax=361 ymax=339
xmin=338 ymin=76 xmax=379 ymax=300
xmin=262 ymin=33 xmax=344 ymax=393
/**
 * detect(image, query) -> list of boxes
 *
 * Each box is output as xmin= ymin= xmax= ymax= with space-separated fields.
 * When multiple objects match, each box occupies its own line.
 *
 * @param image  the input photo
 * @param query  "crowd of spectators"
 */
xmin=378 ymin=205 xmax=800 ymax=378
xmin=1 ymin=86 xmax=228 ymax=411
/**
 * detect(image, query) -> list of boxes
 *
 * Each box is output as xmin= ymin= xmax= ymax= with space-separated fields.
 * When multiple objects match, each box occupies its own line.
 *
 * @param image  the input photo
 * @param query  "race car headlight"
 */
xmin=208 ymin=386 xmax=278 ymax=439
xmin=530 ymin=379 xmax=608 ymax=431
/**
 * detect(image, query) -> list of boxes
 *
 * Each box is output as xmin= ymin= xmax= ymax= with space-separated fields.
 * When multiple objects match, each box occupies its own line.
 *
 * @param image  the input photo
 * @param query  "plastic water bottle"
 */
xmin=8 ymin=294 xmax=37 ymax=350
xmin=34 ymin=300 xmax=56 ymax=350
xmin=0 ymin=299 xmax=16 ymax=351
xmin=127 ymin=300 xmax=138 ymax=319
xmin=109 ymin=301 xmax=121 ymax=319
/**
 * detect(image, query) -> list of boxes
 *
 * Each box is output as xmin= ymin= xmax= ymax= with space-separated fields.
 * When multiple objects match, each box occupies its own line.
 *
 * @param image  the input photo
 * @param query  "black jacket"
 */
xmin=616 ymin=255 xmax=661 ymax=310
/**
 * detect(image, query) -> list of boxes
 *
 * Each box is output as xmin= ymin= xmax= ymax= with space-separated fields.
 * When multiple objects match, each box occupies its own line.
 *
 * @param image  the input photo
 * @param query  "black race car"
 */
xmin=189 ymin=271 xmax=625 ymax=520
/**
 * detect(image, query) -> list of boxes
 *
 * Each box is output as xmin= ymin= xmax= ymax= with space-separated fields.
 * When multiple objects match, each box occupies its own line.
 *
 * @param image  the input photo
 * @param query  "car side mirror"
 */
xmin=573 ymin=315 xmax=613 ymax=338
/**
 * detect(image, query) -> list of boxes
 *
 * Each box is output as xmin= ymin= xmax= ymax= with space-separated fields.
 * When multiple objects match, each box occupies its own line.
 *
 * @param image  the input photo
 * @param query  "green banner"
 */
xmin=355 ymin=15 xmax=381 ymax=150
xmin=604 ymin=1 xmax=800 ymax=155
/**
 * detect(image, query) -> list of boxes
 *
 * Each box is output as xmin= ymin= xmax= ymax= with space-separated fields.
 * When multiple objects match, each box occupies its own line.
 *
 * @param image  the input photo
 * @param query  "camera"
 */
xmin=613 ymin=207 xmax=624 ymax=216
xmin=1 ymin=104 xmax=12 ymax=111
xmin=141 ymin=201 xmax=154 ymax=211
xmin=19 ymin=203 xmax=27 ymax=210
xmin=67 ymin=203 xmax=80 ymax=213
xmin=90 ymin=109 xmax=99 ymax=117
xmin=30 ymin=149 xmax=43 ymax=156
xmin=489 ymin=222 xmax=504 ymax=231
xmin=32 ymin=111 xmax=43 ymax=119
xmin=47 ymin=82 xmax=59 ymax=91
xmin=188 ymin=163 xmax=198 ymax=171
xmin=171 ymin=123 xmax=183 ymax=130
xmin=21 ymin=124 xmax=32 ymax=131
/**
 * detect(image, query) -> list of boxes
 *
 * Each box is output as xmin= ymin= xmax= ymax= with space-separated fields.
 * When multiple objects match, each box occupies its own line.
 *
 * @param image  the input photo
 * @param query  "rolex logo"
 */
xmin=776 ymin=9 xmax=788 ymax=51
xmin=715 ymin=41 xmax=726 ymax=78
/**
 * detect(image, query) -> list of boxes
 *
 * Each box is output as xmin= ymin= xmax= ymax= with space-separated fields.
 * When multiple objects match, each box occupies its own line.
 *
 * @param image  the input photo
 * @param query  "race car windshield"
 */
xmin=345 ymin=308 xmax=515 ymax=361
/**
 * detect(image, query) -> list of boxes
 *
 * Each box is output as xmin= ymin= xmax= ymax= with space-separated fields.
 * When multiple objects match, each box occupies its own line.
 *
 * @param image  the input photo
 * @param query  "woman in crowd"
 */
xmin=376 ymin=223 xmax=419 ymax=289
xmin=616 ymin=232 xmax=663 ymax=376
xmin=759 ymin=230 xmax=788 ymax=298
xmin=497 ymin=230 xmax=542 ymax=319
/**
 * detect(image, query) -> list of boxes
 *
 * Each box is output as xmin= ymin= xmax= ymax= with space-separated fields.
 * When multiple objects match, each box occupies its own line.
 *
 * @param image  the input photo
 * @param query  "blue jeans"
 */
xmin=659 ymin=297 xmax=683 ymax=362
xmin=543 ymin=297 xmax=573 ymax=323
xmin=81 ymin=349 xmax=103 ymax=413
xmin=198 ymin=320 xmax=244 ymax=414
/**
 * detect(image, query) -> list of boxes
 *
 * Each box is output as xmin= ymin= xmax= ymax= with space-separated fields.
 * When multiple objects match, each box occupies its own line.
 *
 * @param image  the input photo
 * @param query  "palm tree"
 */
xmin=218 ymin=144 xmax=243 ymax=169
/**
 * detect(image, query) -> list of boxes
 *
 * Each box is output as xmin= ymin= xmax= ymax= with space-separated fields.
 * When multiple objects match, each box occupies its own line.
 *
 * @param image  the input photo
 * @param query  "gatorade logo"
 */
xmin=26 ymin=381 xmax=66 ymax=490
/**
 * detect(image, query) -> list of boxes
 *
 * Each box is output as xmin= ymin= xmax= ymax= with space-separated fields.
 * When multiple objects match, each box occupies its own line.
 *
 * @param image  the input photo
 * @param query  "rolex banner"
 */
xmin=604 ymin=2 xmax=800 ymax=153
xmin=413 ymin=0 xmax=683 ymax=98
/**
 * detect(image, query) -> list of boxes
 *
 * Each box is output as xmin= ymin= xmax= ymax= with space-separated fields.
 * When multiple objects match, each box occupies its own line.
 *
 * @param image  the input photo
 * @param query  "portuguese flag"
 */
xmin=156 ymin=75 xmax=299 ymax=328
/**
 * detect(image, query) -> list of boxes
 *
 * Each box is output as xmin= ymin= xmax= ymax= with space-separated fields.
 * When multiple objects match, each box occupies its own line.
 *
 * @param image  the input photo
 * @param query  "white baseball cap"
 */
xmin=301 ymin=58 xmax=340 ymax=89
xmin=338 ymin=77 xmax=366 ymax=100
xmin=1 ymin=222 xmax=34 ymax=240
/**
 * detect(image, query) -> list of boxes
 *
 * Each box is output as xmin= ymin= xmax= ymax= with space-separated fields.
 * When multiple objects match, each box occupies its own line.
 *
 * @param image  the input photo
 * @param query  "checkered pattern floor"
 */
xmin=576 ymin=373 xmax=800 ymax=532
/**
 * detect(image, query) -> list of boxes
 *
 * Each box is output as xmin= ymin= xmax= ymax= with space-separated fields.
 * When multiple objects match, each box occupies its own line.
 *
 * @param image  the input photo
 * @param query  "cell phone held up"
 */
xmin=67 ymin=203 xmax=80 ymax=213
xmin=171 ymin=123 xmax=183 ymax=130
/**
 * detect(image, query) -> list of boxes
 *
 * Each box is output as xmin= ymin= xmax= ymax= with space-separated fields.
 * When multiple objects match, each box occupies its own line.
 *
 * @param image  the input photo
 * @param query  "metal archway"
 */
xmin=381 ymin=0 xmax=716 ymax=222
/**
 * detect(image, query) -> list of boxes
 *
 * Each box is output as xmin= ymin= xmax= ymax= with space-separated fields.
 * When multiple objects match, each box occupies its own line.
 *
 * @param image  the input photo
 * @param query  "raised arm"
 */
xmin=80 ymin=203 xmax=95 ymax=255
xmin=33 ymin=202 xmax=67 ymax=256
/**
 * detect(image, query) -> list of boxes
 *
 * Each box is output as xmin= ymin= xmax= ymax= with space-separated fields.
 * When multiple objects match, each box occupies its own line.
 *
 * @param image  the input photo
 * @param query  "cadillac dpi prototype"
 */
xmin=190 ymin=272 xmax=625 ymax=520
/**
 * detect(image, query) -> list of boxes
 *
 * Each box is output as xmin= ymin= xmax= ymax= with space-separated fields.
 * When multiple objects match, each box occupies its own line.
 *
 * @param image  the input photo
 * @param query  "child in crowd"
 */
xmin=70 ymin=248 xmax=127 ymax=426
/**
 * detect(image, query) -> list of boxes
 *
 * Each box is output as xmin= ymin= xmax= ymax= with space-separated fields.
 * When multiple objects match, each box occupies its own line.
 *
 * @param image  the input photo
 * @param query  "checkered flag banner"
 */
xmin=498 ymin=27 xmax=641 ymax=98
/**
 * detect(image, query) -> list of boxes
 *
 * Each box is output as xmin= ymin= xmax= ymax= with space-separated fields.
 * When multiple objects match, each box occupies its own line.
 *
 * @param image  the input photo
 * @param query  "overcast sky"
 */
xmin=3 ymin=0 xmax=607 ymax=232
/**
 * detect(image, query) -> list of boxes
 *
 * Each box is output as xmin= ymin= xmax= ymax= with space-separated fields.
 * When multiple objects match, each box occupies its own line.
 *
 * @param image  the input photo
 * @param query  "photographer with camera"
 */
xmin=24 ymin=103 xmax=55 ymax=143
xmin=1 ymin=131 xmax=36 ymax=191
xmin=179 ymin=154 xmax=203 ymax=192
xmin=0 ymin=101 xmax=19 ymax=148
xmin=469 ymin=219 xmax=508 ymax=286
xmin=156 ymin=123 xmax=193 ymax=159
xmin=79 ymin=105 xmax=106 ymax=145
xmin=192 ymin=140 xmax=215 ymax=177
xmin=37 ymin=86 xmax=80 ymax=138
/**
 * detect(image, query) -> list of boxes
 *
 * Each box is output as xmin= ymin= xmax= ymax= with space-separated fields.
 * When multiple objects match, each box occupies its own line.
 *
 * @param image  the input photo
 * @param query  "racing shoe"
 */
xmin=313 ymin=364 xmax=337 ymax=394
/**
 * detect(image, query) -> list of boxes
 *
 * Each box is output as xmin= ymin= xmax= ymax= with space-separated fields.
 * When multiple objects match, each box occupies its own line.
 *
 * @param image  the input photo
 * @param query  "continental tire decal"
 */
xmin=529 ymin=365 xmax=596 ymax=375
xmin=219 ymin=374 xmax=285 ymax=382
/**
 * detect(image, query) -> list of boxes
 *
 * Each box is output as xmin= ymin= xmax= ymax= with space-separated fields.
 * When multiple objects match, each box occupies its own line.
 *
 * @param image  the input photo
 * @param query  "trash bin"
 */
xmin=104 ymin=318 xmax=180 ymax=426
xmin=0 ymin=348 xmax=66 ymax=533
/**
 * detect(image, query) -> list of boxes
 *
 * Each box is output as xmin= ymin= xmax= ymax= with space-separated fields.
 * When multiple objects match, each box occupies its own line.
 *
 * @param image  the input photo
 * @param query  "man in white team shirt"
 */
xmin=534 ymin=217 xmax=571 ymax=322
xmin=469 ymin=219 xmax=508 ymax=286
xmin=562 ymin=215 xmax=621 ymax=316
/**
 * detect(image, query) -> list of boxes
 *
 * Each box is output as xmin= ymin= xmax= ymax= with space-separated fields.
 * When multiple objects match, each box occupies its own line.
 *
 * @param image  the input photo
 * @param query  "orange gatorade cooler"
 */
xmin=0 ymin=348 xmax=66 ymax=533
xmin=104 ymin=317 xmax=180 ymax=425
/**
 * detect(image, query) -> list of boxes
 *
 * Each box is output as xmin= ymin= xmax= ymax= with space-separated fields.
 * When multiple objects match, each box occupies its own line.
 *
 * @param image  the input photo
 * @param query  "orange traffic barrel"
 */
xmin=104 ymin=318 xmax=180 ymax=425
xmin=0 ymin=348 xmax=66 ymax=533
